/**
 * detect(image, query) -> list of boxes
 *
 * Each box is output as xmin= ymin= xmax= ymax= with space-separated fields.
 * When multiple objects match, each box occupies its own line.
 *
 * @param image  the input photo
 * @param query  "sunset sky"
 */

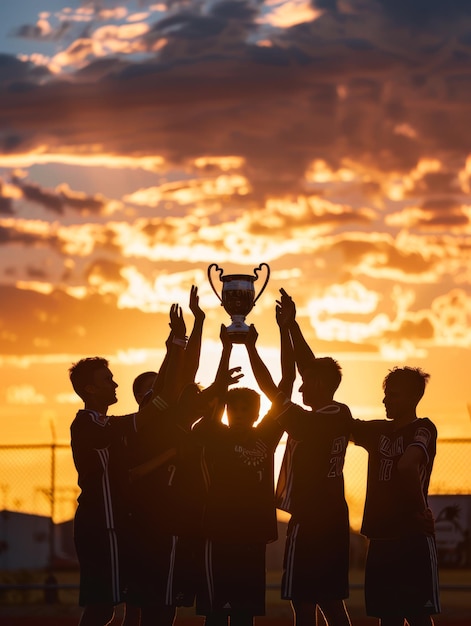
xmin=1 ymin=0 xmax=471 ymax=450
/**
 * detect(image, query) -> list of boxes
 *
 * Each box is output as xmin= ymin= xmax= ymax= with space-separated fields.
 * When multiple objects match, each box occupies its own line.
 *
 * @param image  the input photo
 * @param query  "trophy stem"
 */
xmin=226 ymin=315 xmax=250 ymax=343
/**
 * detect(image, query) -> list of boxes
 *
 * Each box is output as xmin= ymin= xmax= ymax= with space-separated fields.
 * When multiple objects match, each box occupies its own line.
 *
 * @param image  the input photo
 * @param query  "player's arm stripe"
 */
xmin=152 ymin=395 xmax=169 ymax=411
xmin=275 ymin=402 xmax=295 ymax=420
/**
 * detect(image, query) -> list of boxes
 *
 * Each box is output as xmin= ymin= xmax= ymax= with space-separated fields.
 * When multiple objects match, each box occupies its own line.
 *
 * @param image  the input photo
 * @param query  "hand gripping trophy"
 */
xmin=207 ymin=263 xmax=270 ymax=343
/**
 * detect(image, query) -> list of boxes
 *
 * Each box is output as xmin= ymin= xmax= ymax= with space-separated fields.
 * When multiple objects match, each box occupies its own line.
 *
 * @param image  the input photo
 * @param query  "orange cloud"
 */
xmin=261 ymin=0 xmax=323 ymax=28
xmin=124 ymin=174 xmax=251 ymax=207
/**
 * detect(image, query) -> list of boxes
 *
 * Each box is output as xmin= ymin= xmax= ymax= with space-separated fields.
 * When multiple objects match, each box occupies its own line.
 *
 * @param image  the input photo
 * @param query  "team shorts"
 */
xmin=171 ymin=536 xmax=205 ymax=607
xmin=125 ymin=533 xmax=203 ymax=607
xmin=281 ymin=517 xmax=349 ymax=603
xmin=74 ymin=522 xmax=123 ymax=607
xmin=196 ymin=540 xmax=267 ymax=616
xmin=365 ymin=535 xmax=440 ymax=618
xmin=125 ymin=531 xmax=175 ymax=606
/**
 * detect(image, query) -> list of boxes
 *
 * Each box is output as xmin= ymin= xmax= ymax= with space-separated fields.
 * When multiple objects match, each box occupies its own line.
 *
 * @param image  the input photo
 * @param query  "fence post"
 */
xmin=49 ymin=441 xmax=56 ymax=570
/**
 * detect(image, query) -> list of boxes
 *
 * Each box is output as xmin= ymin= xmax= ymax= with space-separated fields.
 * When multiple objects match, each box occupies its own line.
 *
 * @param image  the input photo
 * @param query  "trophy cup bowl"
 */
xmin=207 ymin=263 xmax=270 ymax=343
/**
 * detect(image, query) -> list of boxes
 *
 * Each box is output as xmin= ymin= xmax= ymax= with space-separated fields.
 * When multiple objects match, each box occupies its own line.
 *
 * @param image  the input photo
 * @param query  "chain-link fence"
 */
xmin=0 ymin=439 xmax=470 ymax=600
xmin=0 ymin=444 xmax=78 ymax=524
xmin=0 ymin=438 xmax=469 ymax=527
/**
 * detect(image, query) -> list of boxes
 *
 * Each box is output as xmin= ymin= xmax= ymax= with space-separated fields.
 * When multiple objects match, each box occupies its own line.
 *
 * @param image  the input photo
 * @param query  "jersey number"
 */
xmin=328 ymin=456 xmax=344 ymax=478
xmin=379 ymin=458 xmax=393 ymax=481
xmin=168 ymin=464 xmax=176 ymax=486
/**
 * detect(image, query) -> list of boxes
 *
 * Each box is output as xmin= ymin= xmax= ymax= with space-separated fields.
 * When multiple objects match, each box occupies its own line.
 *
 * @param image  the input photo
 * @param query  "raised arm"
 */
xmin=137 ymin=304 xmax=187 ymax=425
xmin=279 ymin=288 xmax=315 ymax=373
xmin=197 ymin=325 xmax=243 ymax=411
xmin=276 ymin=299 xmax=296 ymax=397
xmin=182 ymin=285 xmax=205 ymax=386
xmin=398 ymin=445 xmax=435 ymax=535
xmin=244 ymin=324 xmax=279 ymax=402
xmin=151 ymin=328 xmax=173 ymax=395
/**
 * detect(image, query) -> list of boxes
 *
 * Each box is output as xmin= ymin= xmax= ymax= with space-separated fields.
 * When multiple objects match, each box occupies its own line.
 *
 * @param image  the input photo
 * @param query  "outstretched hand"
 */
xmin=276 ymin=303 xmax=291 ymax=329
xmin=189 ymin=285 xmax=205 ymax=322
xmin=276 ymin=288 xmax=296 ymax=325
xmin=219 ymin=324 xmax=233 ymax=350
xmin=244 ymin=324 xmax=258 ymax=348
xmin=169 ymin=303 xmax=186 ymax=339
xmin=227 ymin=366 xmax=244 ymax=387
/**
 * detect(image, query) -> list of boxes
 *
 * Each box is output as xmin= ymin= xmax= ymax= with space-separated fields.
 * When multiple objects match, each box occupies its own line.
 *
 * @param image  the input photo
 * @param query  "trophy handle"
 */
xmin=207 ymin=263 xmax=224 ymax=304
xmin=253 ymin=263 xmax=270 ymax=305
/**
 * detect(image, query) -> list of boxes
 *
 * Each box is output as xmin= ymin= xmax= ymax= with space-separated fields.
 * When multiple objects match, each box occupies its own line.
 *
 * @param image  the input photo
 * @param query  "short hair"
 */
xmin=226 ymin=387 xmax=261 ymax=412
xmin=177 ymin=382 xmax=203 ymax=411
xmin=132 ymin=371 xmax=157 ymax=402
xmin=383 ymin=366 xmax=430 ymax=402
xmin=69 ymin=357 xmax=109 ymax=401
xmin=302 ymin=357 xmax=342 ymax=395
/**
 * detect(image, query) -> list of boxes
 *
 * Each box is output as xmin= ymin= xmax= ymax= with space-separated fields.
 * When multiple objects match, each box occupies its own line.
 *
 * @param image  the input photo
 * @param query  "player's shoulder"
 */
xmin=108 ymin=412 xmax=135 ymax=421
xmin=350 ymin=417 xmax=387 ymax=436
xmin=192 ymin=417 xmax=228 ymax=436
xmin=317 ymin=401 xmax=352 ymax=419
xmin=72 ymin=409 xmax=107 ymax=427
xmin=416 ymin=416 xmax=436 ymax=427
xmin=412 ymin=416 xmax=437 ymax=439
xmin=255 ymin=414 xmax=284 ymax=439
xmin=334 ymin=401 xmax=353 ymax=417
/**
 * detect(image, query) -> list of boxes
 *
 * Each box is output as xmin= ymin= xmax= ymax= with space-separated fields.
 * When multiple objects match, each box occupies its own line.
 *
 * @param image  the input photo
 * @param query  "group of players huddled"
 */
xmin=69 ymin=286 xmax=440 ymax=626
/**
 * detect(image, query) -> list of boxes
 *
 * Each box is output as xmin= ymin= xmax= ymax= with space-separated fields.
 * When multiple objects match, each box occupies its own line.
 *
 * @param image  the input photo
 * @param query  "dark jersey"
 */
xmin=70 ymin=409 xmax=137 ymax=531
xmin=193 ymin=416 xmax=283 ymax=543
xmin=274 ymin=400 xmax=352 ymax=527
xmin=161 ymin=425 xmax=207 ymax=537
xmin=126 ymin=406 xmax=207 ymax=537
xmin=351 ymin=417 xmax=437 ymax=539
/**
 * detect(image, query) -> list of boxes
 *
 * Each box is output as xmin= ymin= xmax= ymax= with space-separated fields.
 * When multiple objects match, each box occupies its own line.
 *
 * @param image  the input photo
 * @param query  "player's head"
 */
xmin=299 ymin=357 xmax=342 ymax=407
xmin=69 ymin=357 xmax=118 ymax=407
xmin=226 ymin=387 xmax=260 ymax=430
xmin=132 ymin=371 xmax=157 ymax=406
xmin=382 ymin=366 xmax=430 ymax=420
xmin=177 ymin=382 xmax=204 ymax=428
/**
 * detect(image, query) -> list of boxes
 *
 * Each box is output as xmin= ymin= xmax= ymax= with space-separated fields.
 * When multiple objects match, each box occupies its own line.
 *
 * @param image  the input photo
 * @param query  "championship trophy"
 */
xmin=207 ymin=263 xmax=270 ymax=342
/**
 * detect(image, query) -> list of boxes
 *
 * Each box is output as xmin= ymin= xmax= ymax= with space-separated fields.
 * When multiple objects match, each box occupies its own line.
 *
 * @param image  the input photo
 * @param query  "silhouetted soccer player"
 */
xmin=124 ymin=286 xmax=242 ymax=626
xmin=351 ymin=367 xmax=440 ymax=626
xmin=194 ymin=312 xmax=295 ymax=626
xmin=245 ymin=289 xmax=352 ymax=626
xmin=132 ymin=370 xmax=157 ymax=407
xmin=122 ymin=286 xmax=210 ymax=625
xmin=69 ymin=304 xmax=187 ymax=626
xmin=107 ymin=369 xmax=158 ymax=626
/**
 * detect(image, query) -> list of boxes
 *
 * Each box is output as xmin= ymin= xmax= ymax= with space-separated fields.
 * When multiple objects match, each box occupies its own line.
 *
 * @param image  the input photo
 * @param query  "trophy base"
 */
xmin=226 ymin=319 xmax=250 ymax=343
